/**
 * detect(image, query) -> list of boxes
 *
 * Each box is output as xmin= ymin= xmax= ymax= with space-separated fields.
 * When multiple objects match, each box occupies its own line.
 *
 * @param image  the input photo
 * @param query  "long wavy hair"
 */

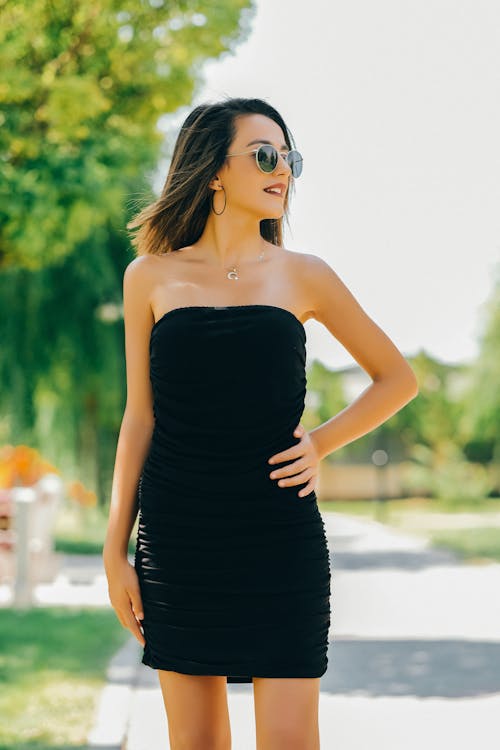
xmin=126 ymin=96 xmax=299 ymax=256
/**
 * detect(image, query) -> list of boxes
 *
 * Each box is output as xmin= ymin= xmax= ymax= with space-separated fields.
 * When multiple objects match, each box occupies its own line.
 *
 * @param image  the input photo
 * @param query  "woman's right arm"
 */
xmin=102 ymin=256 xmax=156 ymax=645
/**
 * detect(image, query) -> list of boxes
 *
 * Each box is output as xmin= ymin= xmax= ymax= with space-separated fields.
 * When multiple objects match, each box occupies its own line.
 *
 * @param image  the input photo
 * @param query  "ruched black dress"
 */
xmin=134 ymin=304 xmax=331 ymax=683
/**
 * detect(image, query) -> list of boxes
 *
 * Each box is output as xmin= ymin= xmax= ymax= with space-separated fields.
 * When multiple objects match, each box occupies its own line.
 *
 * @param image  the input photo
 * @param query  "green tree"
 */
xmin=305 ymin=359 xmax=347 ymax=431
xmin=0 ymin=0 xmax=254 ymax=504
xmin=461 ymin=266 xmax=500 ymax=463
xmin=0 ymin=0 xmax=254 ymax=268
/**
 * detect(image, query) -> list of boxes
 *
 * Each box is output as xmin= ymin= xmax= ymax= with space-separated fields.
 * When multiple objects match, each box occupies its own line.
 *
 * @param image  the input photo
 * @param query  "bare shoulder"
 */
xmin=123 ymin=253 xmax=157 ymax=283
xmin=281 ymin=246 xmax=331 ymax=277
xmin=279 ymin=248 xmax=344 ymax=321
xmin=289 ymin=250 xmax=351 ymax=316
xmin=123 ymin=253 xmax=165 ymax=285
xmin=123 ymin=254 xmax=168 ymax=320
xmin=286 ymin=248 xmax=336 ymax=278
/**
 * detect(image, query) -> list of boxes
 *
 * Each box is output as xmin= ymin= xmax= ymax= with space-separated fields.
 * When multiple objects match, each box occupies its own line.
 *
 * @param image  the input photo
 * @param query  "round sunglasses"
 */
xmin=226 ymin=144 xmax=303 ymax=178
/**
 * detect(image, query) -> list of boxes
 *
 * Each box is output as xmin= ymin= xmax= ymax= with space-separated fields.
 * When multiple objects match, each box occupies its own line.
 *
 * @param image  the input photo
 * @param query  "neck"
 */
xmin=196 ymin=212 xmax=266 ymax=268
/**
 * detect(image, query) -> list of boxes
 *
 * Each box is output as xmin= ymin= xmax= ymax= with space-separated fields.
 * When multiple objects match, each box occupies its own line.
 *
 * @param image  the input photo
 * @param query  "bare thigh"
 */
xmin=253 ymin=677 xmax=321 ymax=750
xmin=157 ymin=670 xmax=231 ymax=750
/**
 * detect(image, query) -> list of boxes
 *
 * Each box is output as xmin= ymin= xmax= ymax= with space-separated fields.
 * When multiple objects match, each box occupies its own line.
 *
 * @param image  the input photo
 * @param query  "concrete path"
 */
xmin=2 ymin=511 xmax=499 ymax=749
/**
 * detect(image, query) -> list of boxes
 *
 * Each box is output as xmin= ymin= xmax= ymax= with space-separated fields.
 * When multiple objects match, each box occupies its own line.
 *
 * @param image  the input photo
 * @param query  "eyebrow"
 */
xmin=245 ymin=139 xmax=289 ymax=150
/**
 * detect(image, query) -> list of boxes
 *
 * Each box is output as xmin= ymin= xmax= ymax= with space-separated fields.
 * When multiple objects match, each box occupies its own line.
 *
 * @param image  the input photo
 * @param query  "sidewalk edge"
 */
xmin=86 ymin=636 xmax=142 ymax=750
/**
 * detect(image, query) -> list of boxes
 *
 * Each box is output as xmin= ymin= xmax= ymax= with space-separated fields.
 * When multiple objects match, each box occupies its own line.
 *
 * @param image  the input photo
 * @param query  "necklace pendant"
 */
xmin=227 ymin=268 xmax=239 ymax=280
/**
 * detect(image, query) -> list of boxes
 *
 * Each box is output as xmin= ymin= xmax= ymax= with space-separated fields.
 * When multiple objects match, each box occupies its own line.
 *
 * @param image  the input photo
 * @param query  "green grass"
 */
xmin=318 ymin=496 xmax=500 ymax=562
xmin=426 ymin=527 xmax=500 ymax=563
xmin=53 ymin=502 xmax=136 ymax=556
xmin=318 ymin=496 xmax=500 ymax=516
xmin=0 ymin=607 xmax=131 ymax=749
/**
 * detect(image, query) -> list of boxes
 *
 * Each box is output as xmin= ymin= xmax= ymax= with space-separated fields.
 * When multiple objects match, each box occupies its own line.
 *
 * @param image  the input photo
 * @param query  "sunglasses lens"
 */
xmin=257 ymin=145 xmax=278 ymax=173
xmin=287 ymin=149 xmax=303 ymax=178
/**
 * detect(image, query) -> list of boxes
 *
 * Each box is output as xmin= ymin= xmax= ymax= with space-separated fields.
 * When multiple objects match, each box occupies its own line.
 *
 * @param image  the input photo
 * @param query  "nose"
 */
xmin=276 ymin=152 xmax=292 ymax=177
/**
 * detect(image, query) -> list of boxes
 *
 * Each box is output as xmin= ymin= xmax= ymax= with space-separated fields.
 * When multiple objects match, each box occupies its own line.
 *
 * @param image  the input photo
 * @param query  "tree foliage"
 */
xmin=0 ymin=0 xmax=254 ymax=268
xmin=0 ymin=0 xmax=254 ymax=503
xmin=460 ymin=267 xmax=500 ymax=460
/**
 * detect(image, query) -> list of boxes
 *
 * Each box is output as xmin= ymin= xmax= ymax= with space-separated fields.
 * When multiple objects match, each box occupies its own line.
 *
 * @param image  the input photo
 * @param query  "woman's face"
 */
xmin=213 ymin=113 xmax=292 ymax=220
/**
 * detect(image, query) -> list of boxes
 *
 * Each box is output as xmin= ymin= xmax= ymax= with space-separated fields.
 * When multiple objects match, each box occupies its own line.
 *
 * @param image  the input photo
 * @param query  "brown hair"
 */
xmin=126 ymin=96 xmax=298 ymax=256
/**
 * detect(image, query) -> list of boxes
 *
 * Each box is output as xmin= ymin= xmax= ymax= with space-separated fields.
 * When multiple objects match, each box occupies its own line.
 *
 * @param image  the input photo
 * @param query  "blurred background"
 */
xmin=1 ymin=1 xmax=499 ymax=748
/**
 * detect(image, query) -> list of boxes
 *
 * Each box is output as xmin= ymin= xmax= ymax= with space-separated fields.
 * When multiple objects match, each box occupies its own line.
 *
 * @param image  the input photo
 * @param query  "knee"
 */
xmin=257 ymin=722 xmax=318 ymax=750
xmin=170 ymin=728 xmax=231 ymax=750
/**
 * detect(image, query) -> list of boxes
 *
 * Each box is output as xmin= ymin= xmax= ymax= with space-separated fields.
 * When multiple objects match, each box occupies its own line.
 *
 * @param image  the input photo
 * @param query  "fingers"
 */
xmin=268 ymin=426 xmax=318 ymax=493
xmin=268 ymin=423 xmax=305 ymax=465
xmin=274 ymin=467 xmax=315 ymax=488
xmin=297 ymin=478 xmax=316 ymax=498
xmin=110 ymin=596 xmax=146 ymax=647
xmin=129 ymin=591 xmax=145 ymax=646
xmin=269 ymin=456 xmax=309 ymax=483
xmin=116 ymin=603 xmax=145 ymax=646
xmin=268 ymin=443 xmax=304 ymax=466
xmin=270 ymin=462 xmax=317 ymax=497
xmin=131 ymin=599 xmax=144 ymax=622
xmin=126 ymin=608 xmax=146 ymax=647
xmin=106 ymin=561 xmax=146 ymax=647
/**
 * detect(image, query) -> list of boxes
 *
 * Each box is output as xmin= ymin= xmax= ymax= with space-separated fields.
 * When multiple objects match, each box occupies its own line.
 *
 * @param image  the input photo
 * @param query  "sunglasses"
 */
xmin=226 ymin=144 xmax=303 ymax=178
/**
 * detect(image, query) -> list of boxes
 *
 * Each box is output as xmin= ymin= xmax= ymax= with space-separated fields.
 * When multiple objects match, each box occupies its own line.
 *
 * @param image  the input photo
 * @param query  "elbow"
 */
xmin=408 ymin=379 xmax=419 ymax=400
xmin=398 ymin=370 xmax=419 ymax=401
xmin=376 ymin=366 xmax=419 ymax=401
xmin=122 ymin=407 xmax=155 ymax=433
xmin=406 ymin=365 xmax=420 ymax=397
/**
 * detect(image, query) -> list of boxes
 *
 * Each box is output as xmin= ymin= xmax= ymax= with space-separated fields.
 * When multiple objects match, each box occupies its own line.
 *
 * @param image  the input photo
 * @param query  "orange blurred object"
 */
xmin=0 ymin=444 xmax=59 ymax=488
xmin=66 ymin=479 xmax=97 ymax=507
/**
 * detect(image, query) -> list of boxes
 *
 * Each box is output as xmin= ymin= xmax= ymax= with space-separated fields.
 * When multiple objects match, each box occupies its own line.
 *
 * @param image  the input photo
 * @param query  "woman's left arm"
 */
xmin=267 ymin=254 xmax=419 ymax=495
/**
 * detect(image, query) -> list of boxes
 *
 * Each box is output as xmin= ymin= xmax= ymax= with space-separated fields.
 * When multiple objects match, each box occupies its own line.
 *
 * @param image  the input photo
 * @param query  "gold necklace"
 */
xmin=225 ymin=246 xmax=265 ymax=281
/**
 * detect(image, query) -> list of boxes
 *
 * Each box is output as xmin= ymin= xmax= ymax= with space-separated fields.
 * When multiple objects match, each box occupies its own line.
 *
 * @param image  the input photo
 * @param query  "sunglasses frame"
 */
xmin=226 ymin=144 xmax=303 ymax=178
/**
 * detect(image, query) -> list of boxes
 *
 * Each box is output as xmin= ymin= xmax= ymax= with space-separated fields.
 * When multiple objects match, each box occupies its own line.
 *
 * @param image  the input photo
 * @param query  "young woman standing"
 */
xmin=103 ymin=96 xmax=418 ymax=749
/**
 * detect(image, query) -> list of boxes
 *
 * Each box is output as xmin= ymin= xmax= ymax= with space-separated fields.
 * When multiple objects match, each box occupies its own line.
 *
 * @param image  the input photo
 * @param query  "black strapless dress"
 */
xmin=134 ymin=304 xmax=331 ymax=683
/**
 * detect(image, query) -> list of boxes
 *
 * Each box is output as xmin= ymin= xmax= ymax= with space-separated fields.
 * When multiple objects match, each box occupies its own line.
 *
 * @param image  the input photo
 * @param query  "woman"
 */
xmin=103 ymin=96 xmax=418 ymax=750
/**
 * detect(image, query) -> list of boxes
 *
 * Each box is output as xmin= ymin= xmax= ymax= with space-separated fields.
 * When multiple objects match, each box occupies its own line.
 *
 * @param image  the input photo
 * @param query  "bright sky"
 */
xmin=158 ymin=0 xmax=500 ymax=371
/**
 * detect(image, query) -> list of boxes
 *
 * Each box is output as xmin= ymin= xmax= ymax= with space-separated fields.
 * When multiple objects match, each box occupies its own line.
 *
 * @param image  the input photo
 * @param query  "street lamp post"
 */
xmin=372 ymin=448 xmax=389 ymax=522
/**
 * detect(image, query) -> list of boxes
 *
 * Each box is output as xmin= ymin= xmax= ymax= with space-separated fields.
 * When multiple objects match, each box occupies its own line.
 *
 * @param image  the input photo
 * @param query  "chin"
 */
xmin=246 ymin=200 xmax=284 ymax=220
xmin=259 ymin=207 xmax=285 ymax=220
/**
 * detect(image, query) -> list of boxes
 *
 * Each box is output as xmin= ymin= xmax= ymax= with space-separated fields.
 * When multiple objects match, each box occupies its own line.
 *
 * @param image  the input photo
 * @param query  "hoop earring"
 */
xmin=211 ymin=186 xmax=226 ymax=215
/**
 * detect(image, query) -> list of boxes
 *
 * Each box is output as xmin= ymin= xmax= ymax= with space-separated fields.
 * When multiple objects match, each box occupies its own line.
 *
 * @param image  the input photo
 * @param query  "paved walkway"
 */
xmin=2 ymin=511 xmax=500 ymax=749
